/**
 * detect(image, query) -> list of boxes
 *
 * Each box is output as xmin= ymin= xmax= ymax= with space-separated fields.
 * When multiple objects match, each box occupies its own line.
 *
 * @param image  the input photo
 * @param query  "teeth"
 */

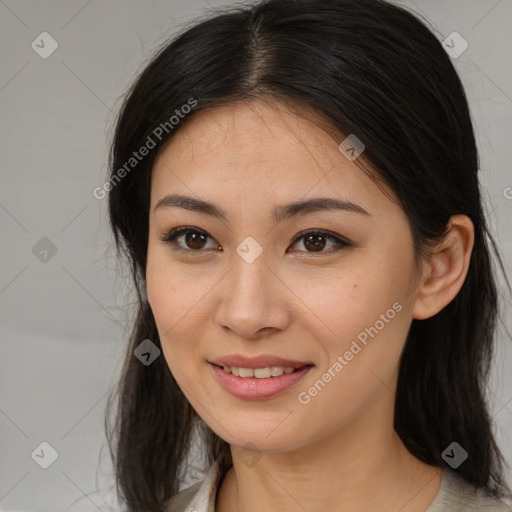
xmin=239 ymin=367 xmax=254 ymax=378
xmin=222 ymin=365 xmax=298 ymax=378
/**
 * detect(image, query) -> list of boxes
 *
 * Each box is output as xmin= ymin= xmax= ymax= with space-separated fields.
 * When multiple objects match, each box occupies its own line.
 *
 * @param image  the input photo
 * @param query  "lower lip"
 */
xmin=210 ymin=363 xmax=314 ymax=399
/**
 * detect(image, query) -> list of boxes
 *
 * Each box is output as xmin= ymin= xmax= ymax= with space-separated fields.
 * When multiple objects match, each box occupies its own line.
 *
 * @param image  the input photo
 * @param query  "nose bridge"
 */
xmin=229 ymin=244 xmax=271 ymax=305
xmin=215 ymin=242 xmax=289 ymax=337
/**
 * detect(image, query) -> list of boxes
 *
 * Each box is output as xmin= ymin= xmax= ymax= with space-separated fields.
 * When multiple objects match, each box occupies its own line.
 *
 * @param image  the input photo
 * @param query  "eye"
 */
xmin=160 ymin=226 xmax=352 ymax=255
xmin=159 ymin=226 xmax=220 ymax=253
xmin=287 ymin=229 xmax=352 ymax=255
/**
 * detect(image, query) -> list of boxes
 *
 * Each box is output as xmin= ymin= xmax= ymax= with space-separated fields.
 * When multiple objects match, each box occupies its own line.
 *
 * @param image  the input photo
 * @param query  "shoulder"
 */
xmin=427 ymin=468 xmax=512 ymax=512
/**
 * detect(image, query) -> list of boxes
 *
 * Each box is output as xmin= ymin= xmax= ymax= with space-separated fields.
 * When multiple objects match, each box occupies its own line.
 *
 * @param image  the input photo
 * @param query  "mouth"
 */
xmin=210 ymin=362 xmax=313 ymax=378
xmin=209 ymin=362 xmax=314 ymax=399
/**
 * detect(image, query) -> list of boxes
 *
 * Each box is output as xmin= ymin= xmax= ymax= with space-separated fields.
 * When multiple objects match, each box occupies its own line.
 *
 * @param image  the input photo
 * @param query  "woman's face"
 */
xmin=147 ymin=100 xmax=422 ymax=452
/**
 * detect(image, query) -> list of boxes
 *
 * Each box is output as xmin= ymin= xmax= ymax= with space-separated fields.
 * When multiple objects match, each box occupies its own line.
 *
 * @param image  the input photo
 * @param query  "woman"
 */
xmin=105 ymin=0 xmax=512 ymax=510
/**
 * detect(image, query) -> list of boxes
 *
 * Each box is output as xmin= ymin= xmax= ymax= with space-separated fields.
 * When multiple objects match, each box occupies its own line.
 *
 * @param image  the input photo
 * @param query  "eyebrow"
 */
xmin=154 ymin=194 xmax=370 ymax=223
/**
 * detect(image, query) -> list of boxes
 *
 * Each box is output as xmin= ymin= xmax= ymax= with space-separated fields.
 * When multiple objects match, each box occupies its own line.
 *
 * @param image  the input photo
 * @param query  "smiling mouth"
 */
xmin=209 ymin=362 xmax=314 ymax=399
xmin=211 ymin=363 xmax=314 ymax=379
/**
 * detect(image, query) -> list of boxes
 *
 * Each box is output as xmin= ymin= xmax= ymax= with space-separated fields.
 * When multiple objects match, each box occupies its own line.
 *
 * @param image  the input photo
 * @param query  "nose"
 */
xmin=214 ymin=255 xmax=291 ymax=340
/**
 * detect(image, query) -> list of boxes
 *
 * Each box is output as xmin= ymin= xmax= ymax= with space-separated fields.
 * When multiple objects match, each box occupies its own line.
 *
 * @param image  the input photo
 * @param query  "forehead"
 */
xmin=150 ymin=100 xmax=395 ymax=215
xmin=156 ymin=100 xmax=341 ymax=168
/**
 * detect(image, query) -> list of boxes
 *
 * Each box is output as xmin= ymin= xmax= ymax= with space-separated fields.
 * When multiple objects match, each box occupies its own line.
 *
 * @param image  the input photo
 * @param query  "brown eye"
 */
xmin=288 ymin=230 xmax=351 ymax=254
xmin=183 ymin=231 xmax=208 ymax=250
xmin=160 ymin=227 xmax=219 ymax=252
xmin=303 ymin=233 xmax=327 ymax=252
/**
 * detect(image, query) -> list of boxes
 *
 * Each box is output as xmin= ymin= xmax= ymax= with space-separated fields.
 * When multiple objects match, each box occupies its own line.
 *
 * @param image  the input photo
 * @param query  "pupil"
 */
xmin=186 ymin=232 xmax=206 ymax=249
xmin=305 ymin=234 xmax=325 ymax=252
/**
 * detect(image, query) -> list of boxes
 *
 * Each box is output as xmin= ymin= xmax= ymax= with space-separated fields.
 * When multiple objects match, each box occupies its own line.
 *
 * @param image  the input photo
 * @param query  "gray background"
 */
xmin=1 ymin=0 xmax=511 ymax=510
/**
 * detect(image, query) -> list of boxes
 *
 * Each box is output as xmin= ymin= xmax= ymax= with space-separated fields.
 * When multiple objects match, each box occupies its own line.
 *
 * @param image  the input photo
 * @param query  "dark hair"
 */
xmin=104 ymin=0 xmax=511 ymax=510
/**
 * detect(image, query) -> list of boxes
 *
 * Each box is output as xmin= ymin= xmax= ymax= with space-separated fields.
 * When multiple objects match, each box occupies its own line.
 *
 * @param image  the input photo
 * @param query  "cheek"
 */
xmin=146 ymin=247 xmax=227 ymax=387
xmin=146 ymin=272 xmax=202 ymax=395
xmin=303 ymin=266 xmax=402 ymax=336
xmin=296 ymin=283 xmax=409 ymax=427
xmin=304 ymin=261 xmax=413 ymax=383
xmin=146 ymin=248 xmax=211 ymax=333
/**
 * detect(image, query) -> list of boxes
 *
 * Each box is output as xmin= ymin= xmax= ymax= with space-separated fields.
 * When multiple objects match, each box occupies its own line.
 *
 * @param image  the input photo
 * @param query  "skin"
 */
xmin=146 ymin=99 xmax=474 ymax=512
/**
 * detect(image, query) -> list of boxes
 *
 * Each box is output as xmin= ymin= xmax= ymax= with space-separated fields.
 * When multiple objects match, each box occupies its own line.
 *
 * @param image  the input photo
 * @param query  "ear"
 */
xmin=412 ymin=215 xmax=474 ymax=320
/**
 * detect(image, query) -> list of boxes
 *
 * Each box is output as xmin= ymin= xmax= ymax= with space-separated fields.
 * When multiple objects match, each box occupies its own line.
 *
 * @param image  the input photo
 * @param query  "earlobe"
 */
xmin=412 ymin=215 xmax=474 ymax=320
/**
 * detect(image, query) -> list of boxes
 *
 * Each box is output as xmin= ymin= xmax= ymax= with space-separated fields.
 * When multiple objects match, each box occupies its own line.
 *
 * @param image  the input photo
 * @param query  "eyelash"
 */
xmin=159 ymin=226 xmax=353 ymax=256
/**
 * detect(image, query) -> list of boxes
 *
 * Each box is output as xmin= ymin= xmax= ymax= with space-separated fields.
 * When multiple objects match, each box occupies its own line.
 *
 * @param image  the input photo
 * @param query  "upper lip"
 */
xmin=209 ymin=354 xmax=313 ymax=369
